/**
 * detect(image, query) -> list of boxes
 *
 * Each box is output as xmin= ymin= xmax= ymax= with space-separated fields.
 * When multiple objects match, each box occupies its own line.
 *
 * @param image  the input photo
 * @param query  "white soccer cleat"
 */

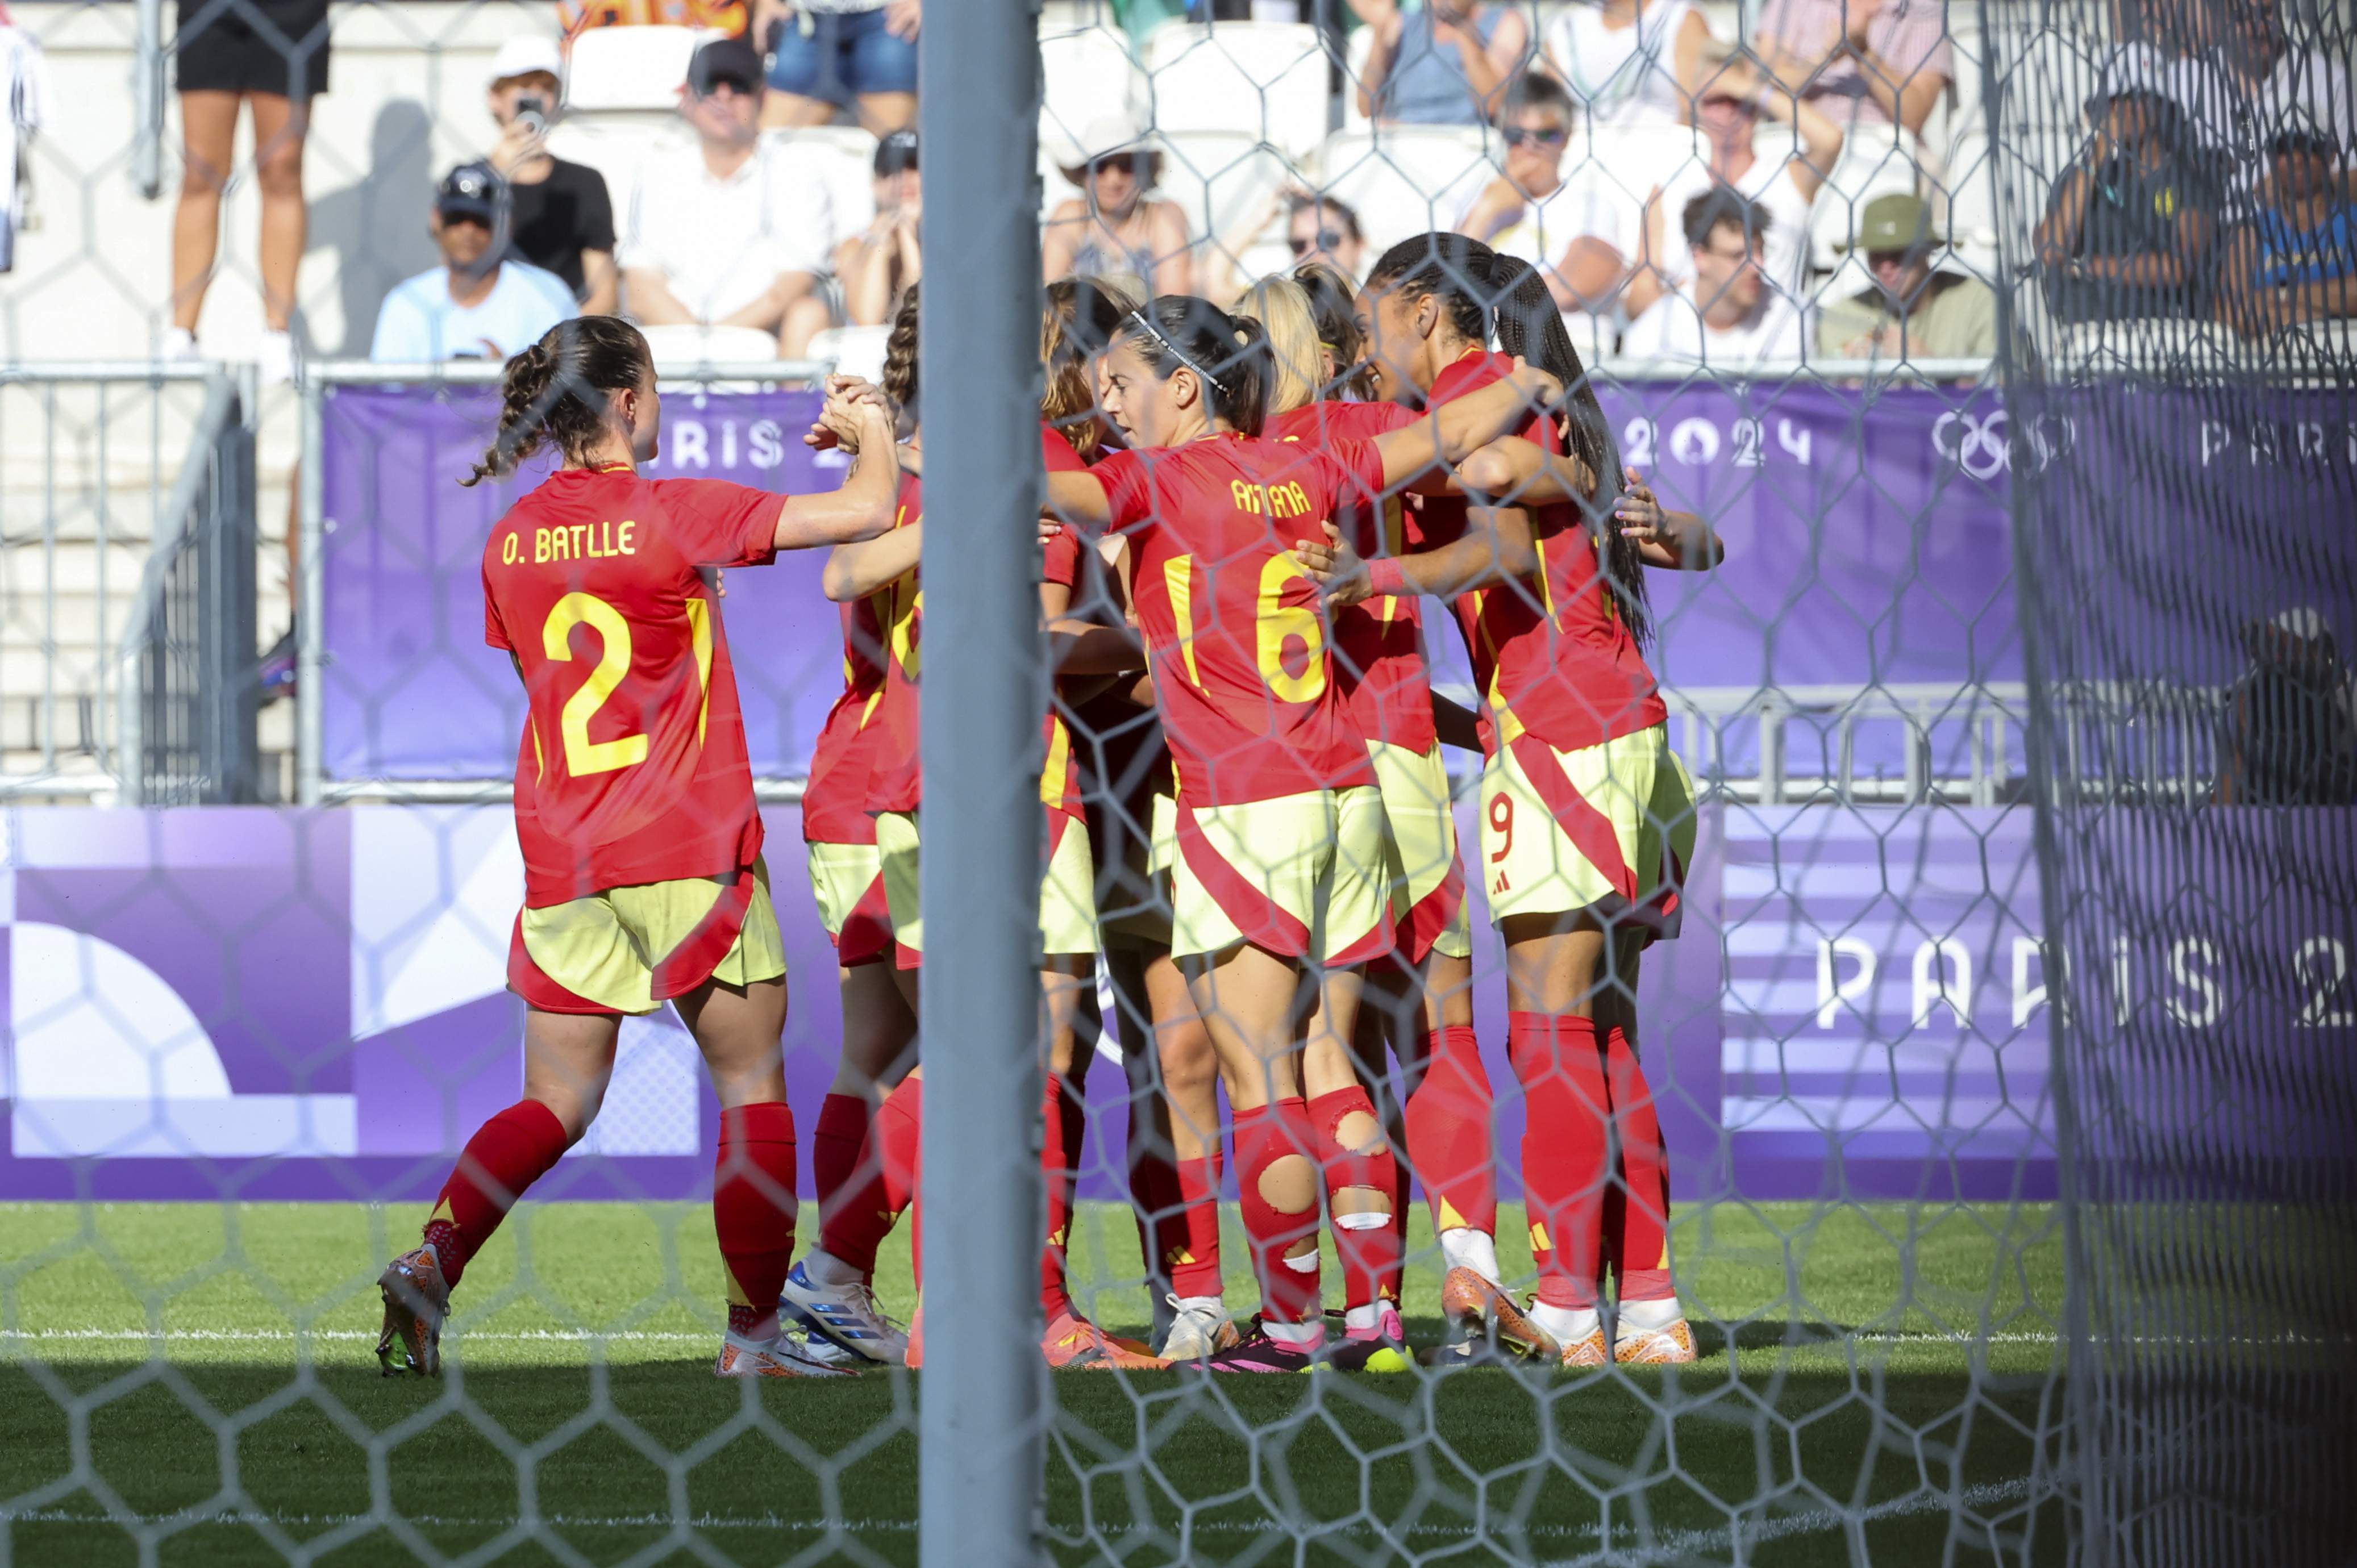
xmin=714 ymin=1329 xmax=857 ymax=1379
xmin=1156 ymin=1294 xmax=1240 ymax=1362
xmin=782 ymin=1260 xmax=910 ymax=1365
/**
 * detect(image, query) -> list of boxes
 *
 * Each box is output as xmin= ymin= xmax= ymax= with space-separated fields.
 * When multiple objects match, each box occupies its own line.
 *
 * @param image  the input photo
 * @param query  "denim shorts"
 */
xmin=765 ymin=8 xmax=918 ymax=102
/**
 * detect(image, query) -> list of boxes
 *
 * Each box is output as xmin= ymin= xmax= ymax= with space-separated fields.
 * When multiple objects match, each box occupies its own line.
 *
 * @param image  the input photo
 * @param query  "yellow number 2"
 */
xmin=1255 ymin=554 xmax=1325 ymax=703
xmin=541 ymin=592 xmax=649 ymax=777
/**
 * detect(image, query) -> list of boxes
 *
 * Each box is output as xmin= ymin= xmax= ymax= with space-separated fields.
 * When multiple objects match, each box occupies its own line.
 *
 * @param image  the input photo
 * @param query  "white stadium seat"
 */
xmin=809 ymin=325 xmax=892 ymax=381
xmin=1143 ymin=22 xmax=1332 ymax=161
xmin=1339 ymin=23 xmax=1374 ymax=132
xmin=763 ymin=127 xmax=880 ymax=249
xmin=1152 ymin=130 xmax=1298 ymax=277
xmin=541 ymin=119 xmax=685 ymax=230
xmin=563 ymin=24 xmax=699 ymax=115
xmin=1936 ymin=126 xmax=1997 ymax=280
xmin=638 ymin=323 xmax=784 ymax=363
xmin=1806 ymin=124 xmax=1924 ymax=270
xmin=1040 ymin=26 xmax=1150 ymax=155
xmin=1315 ymin=126 xmax=1496 ymax=256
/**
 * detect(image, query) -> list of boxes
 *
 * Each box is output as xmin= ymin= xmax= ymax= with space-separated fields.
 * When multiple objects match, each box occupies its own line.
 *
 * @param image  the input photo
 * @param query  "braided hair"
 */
xmin=1363 ymin=232 xmax=1649 ymax=649
xmin=463 ymin=315 xmax=652 ymax=486
xmin=880 ymin=282 xmax=921 ymax=431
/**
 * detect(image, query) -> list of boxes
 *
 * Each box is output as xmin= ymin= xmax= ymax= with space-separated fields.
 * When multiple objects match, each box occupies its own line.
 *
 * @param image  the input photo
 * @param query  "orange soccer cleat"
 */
xmin=1442 ymin=1267 xmax=1561 ymax=1362
xmin=1614 ymin=1317 xmax=1699 ymax=1365
xmin=1560 ymin=1328 xmax=1611 ymax=1369
xmin=1043 ymin=1308 xmax=1170 ymax=1370
xmin=375 ymin=1246 xmax=451 ymax=1377
xmin=714 ymin=1330 xmax=858 ymax=1379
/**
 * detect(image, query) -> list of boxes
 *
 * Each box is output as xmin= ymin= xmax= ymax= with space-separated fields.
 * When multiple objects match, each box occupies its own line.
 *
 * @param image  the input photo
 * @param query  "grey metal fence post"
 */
xmin=916 ymin=3 xmax=1047 ymax=1566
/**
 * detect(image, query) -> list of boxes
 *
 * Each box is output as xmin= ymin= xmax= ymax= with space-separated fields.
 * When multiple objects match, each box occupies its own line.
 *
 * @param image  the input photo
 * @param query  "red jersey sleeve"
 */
xmin=1322 ymin=437 xmax=1392 ymax=518
xmin=482 ymin=564 xmax=513 ymax=652
xmin=1092 ymin=449 xmax=1153 ymax=534
xmin=648 ymin=478 xmax=782 ymax=568
xmin=1043 ymin=524 xmax=1082 ymax=589
xmin=1042 ymin=425 xmax=1088 ymax=473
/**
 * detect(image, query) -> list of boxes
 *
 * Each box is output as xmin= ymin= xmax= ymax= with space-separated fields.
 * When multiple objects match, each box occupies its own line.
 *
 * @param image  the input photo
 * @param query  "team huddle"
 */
xmin=374 ymin=230 xmax=1725 ymax=1379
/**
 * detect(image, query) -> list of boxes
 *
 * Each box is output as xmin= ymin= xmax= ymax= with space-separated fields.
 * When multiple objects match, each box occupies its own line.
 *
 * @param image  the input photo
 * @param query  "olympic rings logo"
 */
xmin=1932 ymin=410 xmax=2010 ymax=479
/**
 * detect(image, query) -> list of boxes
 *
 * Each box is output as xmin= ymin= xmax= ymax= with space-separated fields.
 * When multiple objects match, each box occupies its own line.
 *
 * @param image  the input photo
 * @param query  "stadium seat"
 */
xmin=809 ymin=324 xmax=891 ymax=381
xmin=1806 ymin=124 xmax=1923 ymax=270
xmin=762 ymin=127 xmax=880 ymax=247
xmin=1142 ymin=22 xmax=1332 ymax=161
xmin=1152 ymin=130 xmax=1298 ymax=278
xmin=1339 ymin=23 xmax=1373 ymax=132
xmin=1935 ymin=126 xmax=1998 ymax=280
xmin=1315 ymin=126 xmax=1496 ymax=257
xmin=541 ymin=119 xmax=686 ymax=232
xmin=563 ymin=25 xmax=700 ymax=115
xmin=1040 ymin=26 xmax=1150 ymax=157
xmin=638 ymin=323 xmax=785 ymax=364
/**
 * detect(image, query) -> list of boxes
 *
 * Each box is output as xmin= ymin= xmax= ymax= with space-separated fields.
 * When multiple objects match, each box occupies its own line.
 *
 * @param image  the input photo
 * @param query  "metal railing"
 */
xmin=119 ymin=370 xmax=259 ymax=805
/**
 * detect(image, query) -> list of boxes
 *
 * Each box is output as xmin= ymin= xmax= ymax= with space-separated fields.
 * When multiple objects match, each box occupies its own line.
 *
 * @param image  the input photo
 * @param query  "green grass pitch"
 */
xmin=1 ymin=1199 xmax=2068 ymax=1564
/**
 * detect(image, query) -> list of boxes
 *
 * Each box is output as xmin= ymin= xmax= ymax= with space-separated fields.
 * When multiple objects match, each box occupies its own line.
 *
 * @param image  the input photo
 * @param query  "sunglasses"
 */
xmin=1502 ymin=126 xmax=1568 ymax=147
xmin=1093 ymin=154 xmax=1141 ymax=175
xmin=1289 ymin=229 xmax=1346 ymax=255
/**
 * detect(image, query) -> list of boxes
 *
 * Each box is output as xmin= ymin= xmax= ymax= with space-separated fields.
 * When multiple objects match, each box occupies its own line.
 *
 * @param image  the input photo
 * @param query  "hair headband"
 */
xmin=1126 ymin=309 xmax=1227 ymax=396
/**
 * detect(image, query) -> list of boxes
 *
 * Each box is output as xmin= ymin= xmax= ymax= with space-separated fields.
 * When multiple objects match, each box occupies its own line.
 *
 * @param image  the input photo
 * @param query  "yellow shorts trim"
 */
xmin=1479 ymin=724 xmax=1695 ymax=929
xmin=1369 ymin=740 xmax=1472 ymax=961
xmin=805 ymin=840 xmax=882 ymax=939
xmin=876 ymin=808 xmax=1100 ymax=958
xmin=518 ymin=858 xmax=787 ymax=1016
xmin=1169 ymin=784 xmax=1389 ymax=963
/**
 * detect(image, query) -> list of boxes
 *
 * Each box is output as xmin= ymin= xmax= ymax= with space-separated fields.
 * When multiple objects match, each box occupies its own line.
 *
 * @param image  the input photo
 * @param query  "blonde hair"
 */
xmin=1237 ymin=275 xmax=1323 ymax=416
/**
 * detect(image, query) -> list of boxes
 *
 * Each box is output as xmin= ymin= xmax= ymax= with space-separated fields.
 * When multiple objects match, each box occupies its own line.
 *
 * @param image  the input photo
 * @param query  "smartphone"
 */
xmin=516 ymin=93 xmax=548 ymax=136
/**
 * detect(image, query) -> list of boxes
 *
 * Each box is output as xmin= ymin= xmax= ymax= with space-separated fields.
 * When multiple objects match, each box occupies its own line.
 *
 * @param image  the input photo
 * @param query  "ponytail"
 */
xmin=463 ymin=315 xmax=652 ymax=487
xmin=1367 ymin=233 xmax=1650 ymax=649
xmin=881 ymin=282 xmax=921 ymax=432
xmin=1112 ymin=294 xmax=1268 ymax=436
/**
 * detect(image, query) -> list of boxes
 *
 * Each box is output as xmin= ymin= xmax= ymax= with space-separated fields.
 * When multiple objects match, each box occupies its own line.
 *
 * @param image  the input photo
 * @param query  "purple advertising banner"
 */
xmin=319 ymin=382 xmax=2019 ymax=786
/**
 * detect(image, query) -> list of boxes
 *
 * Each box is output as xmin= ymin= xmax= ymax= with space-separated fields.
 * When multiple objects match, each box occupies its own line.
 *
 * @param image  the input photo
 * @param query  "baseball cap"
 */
xmin=488 ymin=34 xmax=563 ymax=87
xmin=875 ymin=129 xmax=919 ymax=176
xmin=689 ymin=36 xmax=765 ymax=96
xmin=1843 ymin=193 xmax=1940 ymax=254
xmin=436 ymin=160 xmax=505 ymax=225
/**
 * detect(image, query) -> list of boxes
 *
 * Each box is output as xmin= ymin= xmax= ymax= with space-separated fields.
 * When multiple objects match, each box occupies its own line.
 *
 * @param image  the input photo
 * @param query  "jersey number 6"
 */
xmin=1161 ymin=553 xmax=1328 ymax=702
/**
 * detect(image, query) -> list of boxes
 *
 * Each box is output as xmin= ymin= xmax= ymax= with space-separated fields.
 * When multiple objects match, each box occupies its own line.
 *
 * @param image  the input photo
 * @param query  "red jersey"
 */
xmin=1409 ymin=350 xmax=1664 ymax=753
xmin=799 ymin=592 xmax=889 ymax=845
xmin=482 ymin=467 xmax=778 ymax=906
xmin=1096 ymin=432 xmax=1385 ymax=806
xmin=865 ymin=427 xmax=1090 ymax=819
xmin=1267 ymin=399 xmax=1434 ymax=754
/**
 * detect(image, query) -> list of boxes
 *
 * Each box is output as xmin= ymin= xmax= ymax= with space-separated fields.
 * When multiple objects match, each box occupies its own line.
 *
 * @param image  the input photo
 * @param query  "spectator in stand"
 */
xmin=165 ymin=0 xmax=331 ymax=374
xmin=1539 ymin=0 xmax=1712 ymax=132
xmin=558 ymin=0 xmax=747 ymax=41
xmin=1351 ymin=0 xmax=1530 ymax=126
xmin=1622 ymin=187 xmax=1806 ymax=364
xmin=835 ymin=127 xmax=919 ymax=327
xmin=752 ymin=0 xmax=918 ymax=135
xmin=372 ymin=162 xmax=575 ymax=362
xmin=482 ymin=35 xmax=617 ymax=315
xmin=1454 ymin=73 xmax=1638 ymax=319
xmin=1042 ymin=114 xmax=1192 ymax=297
xmin=618 ymin=36 xmax=837 ymax=356
xmin=2035 ymin=68 xmax=2219 ymax=325
xmin=1754 ymin=0 xmax=1950 ymax=139
xmin=2216 ymin=607 xmax=2357 ymax=806
xmin=1623 ymin=51 xmax=1842 ymax=318
xmin=1816 ymin=193 xmax=1997 ymax=360
xmin=1203 ymin=189 xmax=1366 ymax=304
xmin=2220 ymin=130 xmax=2356 ymax=335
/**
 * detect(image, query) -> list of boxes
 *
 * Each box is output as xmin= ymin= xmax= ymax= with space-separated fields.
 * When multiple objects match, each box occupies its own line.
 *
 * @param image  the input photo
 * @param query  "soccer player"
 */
xmin=1250 ymin=270 xmax=1510 ymax=1337
xmin=374 ymin=315 xmax=903 ymax=1380
xmin=1044 ymin=294 xmax=1565 ymax=1371
xmin=788 ymin=283 xmax=1165 ymax=1372
xmin=1340 ymin=233 xmax=1721 ymax=1366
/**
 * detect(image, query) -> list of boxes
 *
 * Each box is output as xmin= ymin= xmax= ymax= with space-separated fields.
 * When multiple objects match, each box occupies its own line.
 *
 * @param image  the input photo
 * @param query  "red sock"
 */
xmin=420 ymin=1099 xmax=570 ymax=1288
xmin=811 ymin=1092 xmax=873 ymax=1267
xmin=1309 ymin=1086 xmax=1400 ymax=1311
xmin=821 ymin=1081 xmax=914 ymax=1277
xmin=1234 ymin=1099 xmax=1322 ymax=1324
xmin=1508 ymin=1012 xmax=1610 ymax=1310
xmin=1603 ymin=1023 xmax=1674 ymax=1302
xmin=1169 ymin=1152 xmax=1225 ymax=1299
xmin=877 ymin=1073 xmax=923 ymax=1290
xmin=1405 ymin=1023 xmax=1498 ymax=1236
xmin=1040 ymin=1075 xmax=1082 ymax=1320
xmin=714 ymin=1102 xmax=798 ymax=1338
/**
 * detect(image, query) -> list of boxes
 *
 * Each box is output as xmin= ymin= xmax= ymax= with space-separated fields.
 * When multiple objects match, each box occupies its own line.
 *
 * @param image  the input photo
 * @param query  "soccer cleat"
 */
xmin=1204 ymin=1323 xmax=1322 ymax=1373
xmin=1441 ymin=1267 xmax=1560 ymax=1362
xmin=1614 ymin=1317 xmax=1699 ymax=1365
xmin=1043 ymin=1308 xmax=1170 ymax=1370
xmin=1560 ymin=1328 xmax=1610 ymax=1369
xmin=1322 ymin=1303 xmax=1412 ymax=1373
xmin=1156 ymin=1295 xmax=1241 ymax=1363
xmin=781 ymin=1261 xmax=909 ymax=1365
xmin=375 ymin=1246 xmax=449 ymax=1377
xmin=714 ymin=1328 xmax=859 ymax=1379
xmin=904 ymin=1302 xmax=923 ymax=1369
